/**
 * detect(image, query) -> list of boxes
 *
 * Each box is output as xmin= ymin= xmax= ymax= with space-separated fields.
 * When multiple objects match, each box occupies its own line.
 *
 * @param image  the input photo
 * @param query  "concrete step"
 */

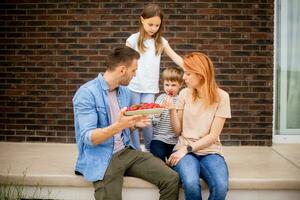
xmin=0 ymin=142 xmax=300 ymax=200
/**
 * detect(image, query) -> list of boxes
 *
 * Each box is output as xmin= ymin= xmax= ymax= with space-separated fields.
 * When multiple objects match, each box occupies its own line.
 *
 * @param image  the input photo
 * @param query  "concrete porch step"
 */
xmin=0 ymin=142 xmax=300 ymax=200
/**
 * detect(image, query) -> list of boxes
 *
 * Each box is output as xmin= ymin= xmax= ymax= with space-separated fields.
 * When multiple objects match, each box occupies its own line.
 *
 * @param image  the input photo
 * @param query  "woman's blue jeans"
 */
xmin=174 ymin=153 xmax=228 ymax=200
xmin=130 ymin=91 xmax=155 ymax=151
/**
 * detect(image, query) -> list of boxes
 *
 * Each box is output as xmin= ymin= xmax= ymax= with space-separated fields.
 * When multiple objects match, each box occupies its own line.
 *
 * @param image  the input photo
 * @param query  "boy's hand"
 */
xmin=162 ymin=95 xmax=176 ymax=110
xmin=167 ymin=90 xmax=174 ymax=96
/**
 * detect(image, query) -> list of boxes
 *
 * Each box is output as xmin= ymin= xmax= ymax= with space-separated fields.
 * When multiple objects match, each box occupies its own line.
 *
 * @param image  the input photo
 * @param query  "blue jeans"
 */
xmin=174 ymin=153 xmax=228 ymax=200
xmin=130 ymin=91 xmax=155 ymax=151
xmin=150 ymin=140 xmax=175 ymax=161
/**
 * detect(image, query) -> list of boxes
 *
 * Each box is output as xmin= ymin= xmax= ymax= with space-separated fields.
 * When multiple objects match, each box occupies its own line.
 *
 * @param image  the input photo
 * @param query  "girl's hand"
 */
xmin=166 ymin=147 xmax=187 ymax=166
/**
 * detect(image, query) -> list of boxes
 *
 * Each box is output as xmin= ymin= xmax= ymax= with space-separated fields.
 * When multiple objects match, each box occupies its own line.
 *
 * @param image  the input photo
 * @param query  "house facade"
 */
xmin=0 ymin=0 xmax=298 ymax=145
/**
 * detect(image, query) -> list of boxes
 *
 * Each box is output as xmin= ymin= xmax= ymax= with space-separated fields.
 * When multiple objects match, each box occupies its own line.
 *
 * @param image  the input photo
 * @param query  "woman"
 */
xmin=166 ymin=52 xmax=231 ymax=200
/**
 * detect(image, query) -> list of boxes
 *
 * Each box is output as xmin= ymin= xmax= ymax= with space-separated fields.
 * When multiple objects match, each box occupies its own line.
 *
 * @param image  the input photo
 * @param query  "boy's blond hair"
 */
xmin=161 ymin=67 xmax=184 ymax=84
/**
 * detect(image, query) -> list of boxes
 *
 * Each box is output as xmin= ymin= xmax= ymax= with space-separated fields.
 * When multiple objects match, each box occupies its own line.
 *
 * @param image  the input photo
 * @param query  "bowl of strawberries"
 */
xmin=124 ymin=103 xmax=165 ymax=116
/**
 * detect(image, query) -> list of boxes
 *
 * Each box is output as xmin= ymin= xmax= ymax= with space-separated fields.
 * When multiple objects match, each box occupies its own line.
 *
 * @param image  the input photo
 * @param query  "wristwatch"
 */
xmin=186 ymin=145 xmax=193 ymax=153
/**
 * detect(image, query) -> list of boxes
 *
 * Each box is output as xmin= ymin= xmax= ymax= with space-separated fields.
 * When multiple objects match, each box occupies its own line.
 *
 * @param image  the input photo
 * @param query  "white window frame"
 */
xmin=273 ymin=0 xmax=300 ymax=143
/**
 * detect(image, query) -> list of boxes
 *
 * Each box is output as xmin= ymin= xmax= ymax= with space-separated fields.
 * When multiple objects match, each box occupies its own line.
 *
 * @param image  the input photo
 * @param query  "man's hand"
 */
xmin=135 ymin=117 xmax=151 ymax=128
xmin=90 ymin=108 xmax=148 ymax=145
xmin=118 ymin=108 xmax=149 ymax=130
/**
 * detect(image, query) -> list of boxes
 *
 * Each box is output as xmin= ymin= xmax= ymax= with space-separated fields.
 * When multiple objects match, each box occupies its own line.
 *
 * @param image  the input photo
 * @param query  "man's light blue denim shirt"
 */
xmin=73 ymin=73 xmax=134 ymax=182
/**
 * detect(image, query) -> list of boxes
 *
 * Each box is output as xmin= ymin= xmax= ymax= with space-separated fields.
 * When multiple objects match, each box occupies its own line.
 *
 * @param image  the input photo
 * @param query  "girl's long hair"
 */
xmin=138 ymin=4 xmax=164 ymax=55
xmin=183 ymin=52 xmax=219 ymax=107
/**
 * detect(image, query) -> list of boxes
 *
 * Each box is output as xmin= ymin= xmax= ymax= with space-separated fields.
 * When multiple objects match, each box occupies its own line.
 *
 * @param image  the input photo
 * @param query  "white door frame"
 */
xmin=273 ymin=0 xmax=300 ymax=144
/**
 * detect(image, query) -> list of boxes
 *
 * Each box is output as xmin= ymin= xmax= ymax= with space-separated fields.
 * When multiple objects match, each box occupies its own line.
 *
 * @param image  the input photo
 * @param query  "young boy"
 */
xmin=150 ymin=67 xmax=184 ymax=161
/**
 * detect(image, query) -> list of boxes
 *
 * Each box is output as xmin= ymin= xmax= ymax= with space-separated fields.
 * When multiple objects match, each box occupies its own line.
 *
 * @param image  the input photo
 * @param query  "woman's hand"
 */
xmin=166 ymin=147 xmax=187 ymax=167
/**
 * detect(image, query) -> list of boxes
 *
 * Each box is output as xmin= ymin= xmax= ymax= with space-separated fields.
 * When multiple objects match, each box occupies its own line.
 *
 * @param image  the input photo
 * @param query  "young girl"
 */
xmin=126 ymin=3 xmax=183 ymax=151
xmin=166 ymin=52 xmax=231 ymax=200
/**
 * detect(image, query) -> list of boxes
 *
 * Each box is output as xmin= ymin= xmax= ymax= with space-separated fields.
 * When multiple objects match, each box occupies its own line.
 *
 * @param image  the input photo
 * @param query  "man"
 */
xmin=73 ymin=46 xmax=179 ymax=200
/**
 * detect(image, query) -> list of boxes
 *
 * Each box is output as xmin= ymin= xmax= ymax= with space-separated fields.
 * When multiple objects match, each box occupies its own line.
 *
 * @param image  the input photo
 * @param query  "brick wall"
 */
xmin=0 ymin=0 xmax=273 ymax=145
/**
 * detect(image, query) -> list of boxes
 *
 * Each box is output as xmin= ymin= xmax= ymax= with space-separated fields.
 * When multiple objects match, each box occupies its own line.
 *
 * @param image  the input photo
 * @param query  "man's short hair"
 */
xmin=162 ymin=67 xmax=184 ymax=84
xmin=105 ymin=46 xmax=140 ymax=71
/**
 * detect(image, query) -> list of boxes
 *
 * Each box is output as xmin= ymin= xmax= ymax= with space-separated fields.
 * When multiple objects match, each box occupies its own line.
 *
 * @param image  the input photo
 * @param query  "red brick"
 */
xmin=0 ymin=1 xmax=274 ymax=146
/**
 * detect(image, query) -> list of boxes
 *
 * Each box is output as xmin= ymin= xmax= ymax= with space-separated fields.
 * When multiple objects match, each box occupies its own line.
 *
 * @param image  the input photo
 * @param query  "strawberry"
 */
xmin=126 ymin=103 xmax=162 ymax=111
xmin=167 ymin=91 xmax=174 ymax=96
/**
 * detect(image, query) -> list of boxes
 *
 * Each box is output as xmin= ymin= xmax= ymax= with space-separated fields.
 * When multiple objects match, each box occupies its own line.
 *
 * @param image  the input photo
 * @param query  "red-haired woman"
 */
xmin=166 ymin=52 xmax=231 ymax=200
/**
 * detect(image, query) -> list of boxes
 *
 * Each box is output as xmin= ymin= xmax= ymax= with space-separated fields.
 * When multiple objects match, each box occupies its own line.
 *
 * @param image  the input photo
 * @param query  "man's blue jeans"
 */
xmin=130 ymin=91 xmax=155 ymax=151
xmin=174 ymin=153 xmax=228 ymax=200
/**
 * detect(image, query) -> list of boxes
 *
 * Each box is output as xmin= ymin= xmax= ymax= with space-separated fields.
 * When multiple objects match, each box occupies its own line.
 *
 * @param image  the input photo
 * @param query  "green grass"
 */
xmin=0 ymin=170 xmax=55 ymax=200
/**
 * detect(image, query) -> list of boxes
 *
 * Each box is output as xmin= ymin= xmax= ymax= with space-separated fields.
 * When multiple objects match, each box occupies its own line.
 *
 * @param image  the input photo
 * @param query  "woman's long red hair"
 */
xmin=183 ymin=52 xmax=219 ymax=106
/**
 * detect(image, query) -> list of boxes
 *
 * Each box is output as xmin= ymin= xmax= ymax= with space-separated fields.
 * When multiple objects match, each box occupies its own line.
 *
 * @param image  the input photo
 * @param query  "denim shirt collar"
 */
xmin=97 ymin=73 xmax=121 ymax=96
